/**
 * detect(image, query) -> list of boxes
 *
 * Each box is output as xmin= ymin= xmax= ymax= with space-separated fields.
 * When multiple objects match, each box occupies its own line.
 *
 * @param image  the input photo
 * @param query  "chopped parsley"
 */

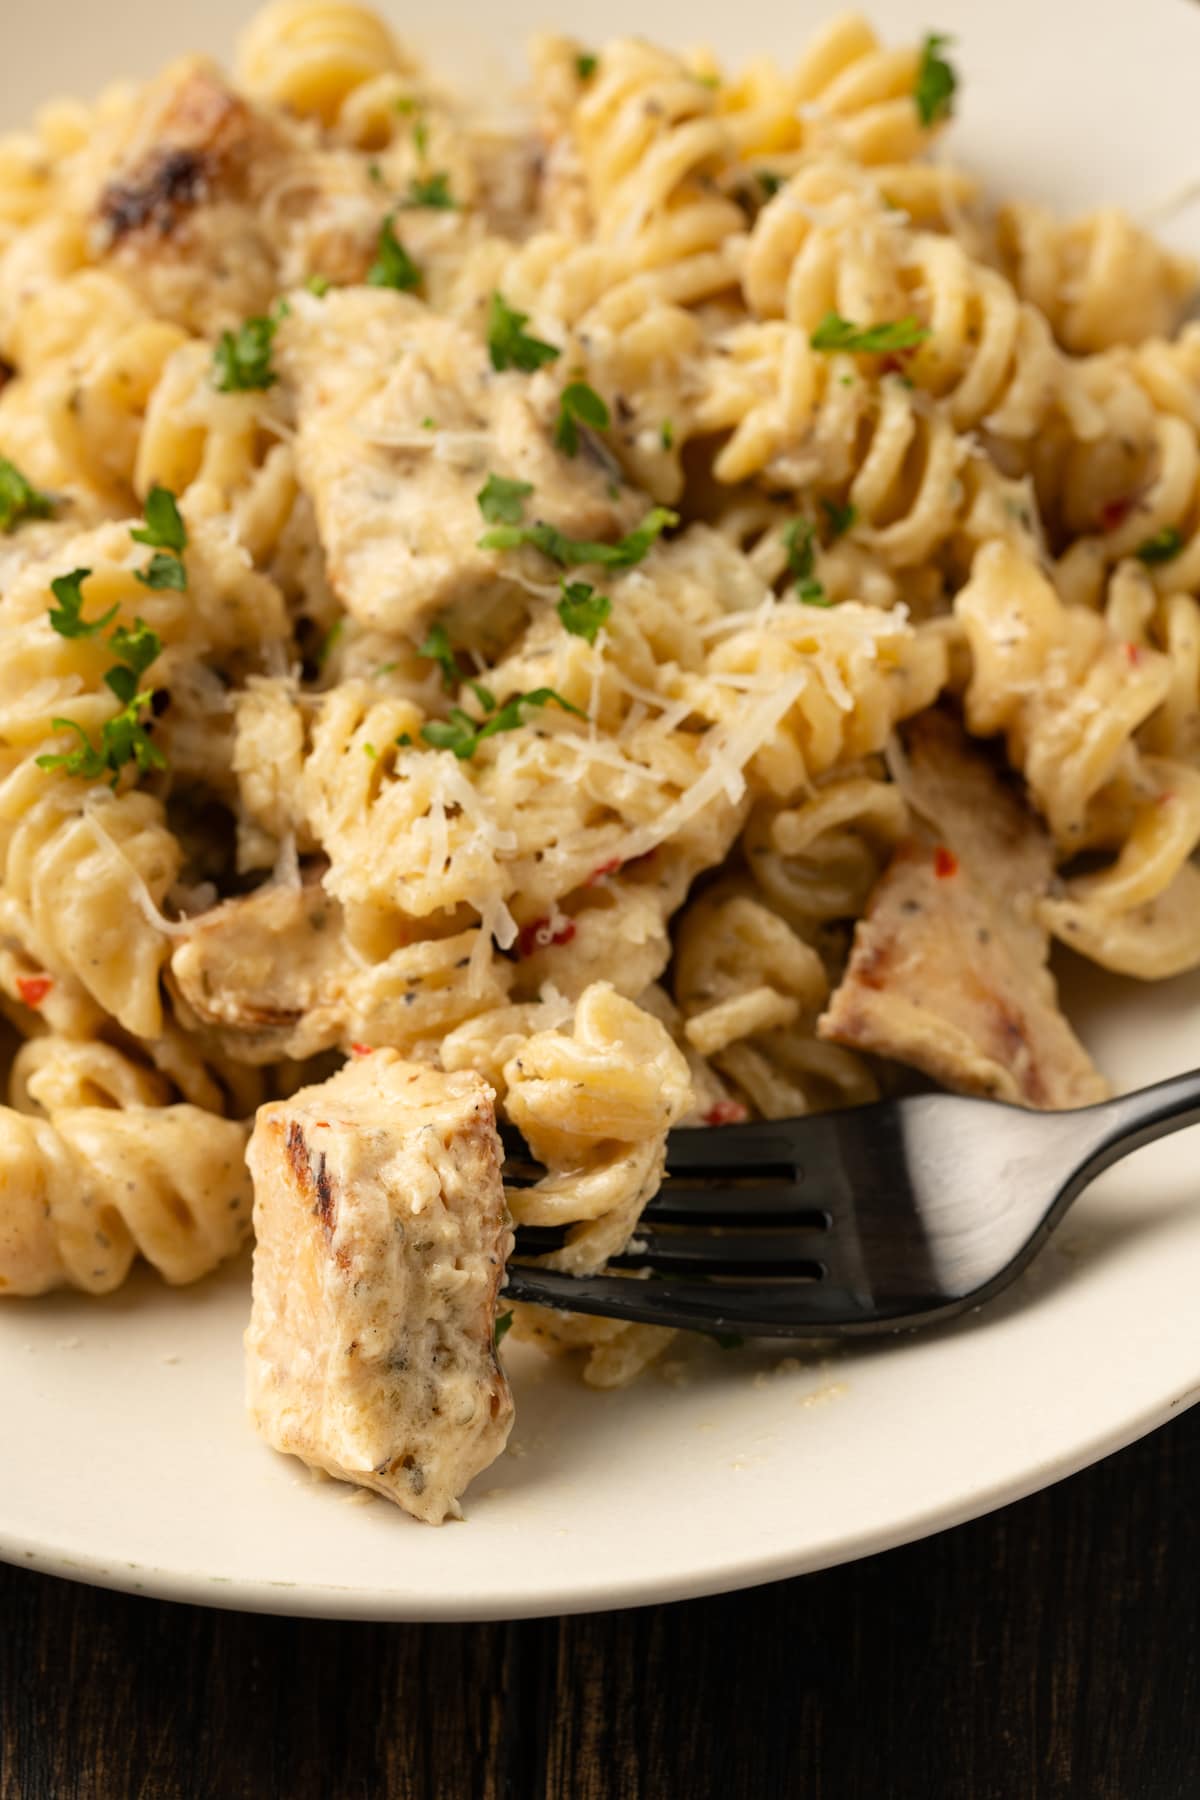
xmin=413 ymin=117 xmax=429 ymax=159
xmin=419 ymin=621 xmax=460 ymax=690
xmin=315 ymin=618 xmax=345 ymax=669
xmin=405 ymin=171 xmax=454 ymax=209
xmin=136 ymin=552 xmax=187 ymax=592
xmin=660 ymin=420 xmax=675 ymax=451
xmin=487 ymin=292 xmax=560 ymax=373
xmin=108 ymin=619 xmax=161 ymax=681
xmin=131 ymin=485 xmax=186 ymax=553
xmin=131 ymin=485 xmax=188 ymax=590
xmin=479 ymin=505 xmax=677 ymax=569
xmin=421 ymin=687 xmax=583 ymax=759
xmin=367 ymin=216 xmax=422 ymax=291
xmin=212 ymin=313 xmax=280 ymax=391
xmin=575 ymin=52 xmax=598 ymax=79
xmin=783 ymin=519 xmax=830 ymax=605
xmin=914 ymin=33 xmax=958 ymax=128
xmin=757 ymin=169 xmax=785 ymax=198
xmin=1135 ymin=526 xmax=1184 ymax=566
xmin=477 ymin=472 xmax=534 ymax=525
xmin=557 ymin=579 xmax=611 ymax=645
xmin=367 ymin=160 xmax=385 ymax=187
xmin=495 ymin=1309 xmax=515 ymax=1343
xmin=810 ymin=313 xmax=929 ymax=354
xmin=821 ymin=498 xmax=857 ymax=540
xmin=305 ymin=273 xmax=331 ymax=296
xmin=363 ymin=741 xmax=378 ymax=759
xmin=36 ymin=614 xmax=166 ymax=784
xmin=554 ymin=381 xmax=610 ymax=455
xmin=0 ymin=457 xmax=53 ymax=534
xmin=48 ymin=568 xmax=117 ymax=639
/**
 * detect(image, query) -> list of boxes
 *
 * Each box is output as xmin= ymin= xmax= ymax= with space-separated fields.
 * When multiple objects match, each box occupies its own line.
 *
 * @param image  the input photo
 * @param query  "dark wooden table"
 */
xmin=2 ymin=1403 xmax=1198 ymax=1800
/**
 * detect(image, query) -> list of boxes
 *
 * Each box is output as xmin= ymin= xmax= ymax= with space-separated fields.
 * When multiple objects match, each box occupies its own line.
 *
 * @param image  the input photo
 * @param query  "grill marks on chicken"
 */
xmin=819 ymin=713 xmax=1108 ymax=1109
xmin=245 ymin=1052 xmax=513 ymax=1523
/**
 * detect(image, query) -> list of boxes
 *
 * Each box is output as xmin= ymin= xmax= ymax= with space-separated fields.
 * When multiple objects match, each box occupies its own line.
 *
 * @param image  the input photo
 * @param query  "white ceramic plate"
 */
xmin=4 ymin=0 xmax=1200 ymax=1621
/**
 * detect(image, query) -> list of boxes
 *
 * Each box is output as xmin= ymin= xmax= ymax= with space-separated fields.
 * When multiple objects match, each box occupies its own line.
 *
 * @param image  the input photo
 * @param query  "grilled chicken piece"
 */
xmin=276 ymin=288 xmax=648 ymax=638
xmin=171 ymin=882 xmax=510 ymax=1063
xmin=94 ymin=58 xmax=290 ymax=333
xmin=819 ymin=713 xmax=1107 ymax=1109
xmin=171 ymin=880 xmax=348 ymax=1060
xmin=245 ymin=1052 xmax=513 ymax=1523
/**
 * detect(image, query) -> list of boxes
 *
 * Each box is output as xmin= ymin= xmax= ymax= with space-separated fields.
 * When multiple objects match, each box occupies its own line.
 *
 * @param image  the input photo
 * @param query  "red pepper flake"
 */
xmin=517 ymin=917 xmax=577 ymax=958
xmin=1099 ymin=496 xmax=1134 ymax=533
xmin=15 ymin=974 xmax=53 ymax=1009
xmin=585 ymin=857 xmax=622 ymax=886
xmin=934 ymin=846 xmax=958 ymax=879
xmin=1158 ymin=790 xmax=1176 ymax=806
xmin=349 ymin=1042 xmax=373 ymax=1057
xmin=1123 ymin=641 xmax=1143 ymax=667
xmin=704 ymin=1100 xmax=749 ymax=1127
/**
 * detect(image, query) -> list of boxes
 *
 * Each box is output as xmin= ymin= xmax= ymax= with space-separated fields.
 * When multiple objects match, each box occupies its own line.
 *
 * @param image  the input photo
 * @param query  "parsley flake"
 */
xmin=1135 ymin=526 xmax=1184 ymax=566
xmin=367 ymin=216 xmax=422 ymax=292
xmin=413 ymin=118 xmax=429 ymax=159
xmin=558 ymin=580 xmax=611 ymax=645
xmin=405 ymin=171 xmax=454 ymax=210
xmin=477 ymin=472 xmax=534 ymax=525
xmin=131 ymin=485 xmax=187 ymax=554
xmin=487 ymin=292 xmax=560 ymax=373
xmin=48 ymin=569 xmax=117 ymax=639
xmin=135 ymin=552 xmax=187 ymax=592
xmin=419 ymin=622 xmax=460 ymax=690
xmin=555 ymin=381 xmax=610 ymax=455
xmin=821 ymin=498 xmax=857 ymax=540
xmin=305 ymin=273 xmax=331 ymax=296
xmin=758 ymin=170 xmax=785 ymax=198
xmin=479 ymin=505 xmax=677 ymax=569
xmin=109 ymin=619 xmax=162 ymax=680
xmin=36 ymin=719 xmax=108 ymax=781
xmin=212 ymin=314 xmax=280 ymax=391
xmin=421 ymin=688 xmax=584 ymax=759
xmin=810 ymin=313 xmax=929 ymax=354
xmin=37 ymin=613 xmax=166 ymax=786
xmin=130 ymin=486 xmax=188 ymax=590
xmin=783 ymin=519 xmax=830 ymax=605
xmin=495 ymin=1309 xmax=515 ymax=1343
xmin=914 ymin=33 xmax=958 ymax=128
xmin=0 ymin=457 xmax=54 ymax=534
xmin=575 ymin=52 xmax=597 ymax=79
xmin=660 ymin=420 xmax=675 ymax=450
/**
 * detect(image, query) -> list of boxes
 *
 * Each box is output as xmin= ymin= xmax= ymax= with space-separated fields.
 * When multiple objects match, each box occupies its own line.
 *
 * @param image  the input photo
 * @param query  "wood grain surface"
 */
xmin=2 ymin=1402 xmax=1198 ymax=1799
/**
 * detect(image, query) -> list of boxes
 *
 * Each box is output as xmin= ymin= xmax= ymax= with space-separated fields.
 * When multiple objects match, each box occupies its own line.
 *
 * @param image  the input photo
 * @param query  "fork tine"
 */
xmin=607 ymin=1225 xmax=827 ymax=1275
xmin=662 ymin=1122 xmax=802 ymax=1176
xmin=501 ymin=1267 xmax=887 ymax=1336
xmin=641 ymin=1185 xmax=823 ymax=1222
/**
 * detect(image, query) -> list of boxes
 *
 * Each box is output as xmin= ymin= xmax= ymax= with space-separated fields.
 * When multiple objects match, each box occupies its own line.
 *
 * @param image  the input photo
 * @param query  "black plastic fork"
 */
xmin=502 ymin=1072 xmax=1200 ymax=1338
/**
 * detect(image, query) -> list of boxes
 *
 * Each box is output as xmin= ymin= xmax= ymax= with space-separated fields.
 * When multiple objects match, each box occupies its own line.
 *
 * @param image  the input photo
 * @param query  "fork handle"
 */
xmin=1069 ymin=1069 xmax=1200 ymax=1193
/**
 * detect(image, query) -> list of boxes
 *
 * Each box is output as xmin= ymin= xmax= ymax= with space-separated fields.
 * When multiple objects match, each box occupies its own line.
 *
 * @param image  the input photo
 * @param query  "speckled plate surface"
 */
xmin=3 ymin=0 xmax=1199 ymax=1620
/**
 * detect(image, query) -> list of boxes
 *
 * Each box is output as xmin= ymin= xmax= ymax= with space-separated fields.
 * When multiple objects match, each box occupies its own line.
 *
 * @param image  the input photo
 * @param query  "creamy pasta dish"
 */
xmin=1 ymin=1 xmax=1197 ymax=1522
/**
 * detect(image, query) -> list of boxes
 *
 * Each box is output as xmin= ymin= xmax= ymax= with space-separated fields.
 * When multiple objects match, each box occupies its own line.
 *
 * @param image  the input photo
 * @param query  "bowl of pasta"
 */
xmin=1 ymin=0 xmax=1199 ymax=1619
